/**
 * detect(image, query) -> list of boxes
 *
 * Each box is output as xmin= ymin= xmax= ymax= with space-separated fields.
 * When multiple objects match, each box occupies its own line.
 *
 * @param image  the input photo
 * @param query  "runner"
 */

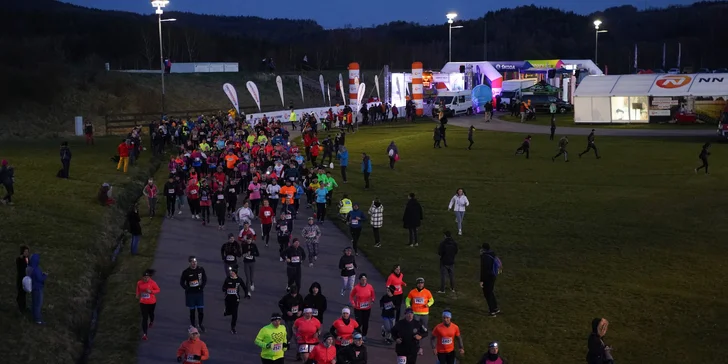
xmin=164 ymin=175 xmax=177 ymax=218
xmin=240 ymin=236 xmax=260 ymax=292
xmin=339 ymin=247 xmax=357 ymax=296
xmin=391 ymin=308 xmax=428 ymax=364
xmin=248 ymin=176 xmax=262 ymax=215
xmin=293 ymin=308 xmax=322 ymax=362
xmin=220 ymin=233 xmax=241 ymax=277
xmin=176 ymin=327 xmax=209 ymax=364
xmin=267 ymin=178 xmax=281 ymax=212
xmin=238 ymin=221 xmax=257 ymax=243
xmin=306 ymin=333 xmax=337 ymax=364
xmin=198 ymin=179 xmax=212 ymax=225
xmin=330 ymin=307 xmax=360 ymax=350
xmin=385 ymin=265 xmax=407 ymax=321
xmin=259 ymin=199 xmax=275 ymax=247
xmin=136 ymin=269 xmax=160 ymax=341
xmin=213 ymin=185 xmax=227 ymax=230
xmin=379 ymin=285 xmax=397 ymax=344
xmin=405 ymin=277 xmax=434 ymax=332
xmin=283 ymin=238 xmax=306 ymax=291
xmin=301 ymin=217 xmax=322 ymax=267
xmin=278 ymin=286 xmax=304 ymax=347
xmin=338 ymin=332 xmax=368 ymax=364
xmin=236 ymin=200 xmax=255 ymax=230
xmin=350 ymin=273 xmax=375 ymax=340
xmin=276 ymin=212 xmax=292 ymax=261
xmin=314 ymin=182 xmax=328 ymax=223
xmin=225 ymin=177 xmax=238 ymax=218
xmin=255 ymin=313 xmax=288 ymax=364
xmin=346 ymin=202 xmax=367 ymax=256
xmin=478 ymin=342 xmax=503 ymax=364
xmin=429 ymin=310 xmax=464 ymax=364
xmin=222 ymin=267 xmax=250 ymax=334
xmin=280 ymin=180 xmax=297 ymax=216
xmin=180 ymin=256 xmax=207 ymax=332
xmin=303 ymin=282 xmax=328 ymax=324
xmin=186 ymin=178 xmax=201 ymax=220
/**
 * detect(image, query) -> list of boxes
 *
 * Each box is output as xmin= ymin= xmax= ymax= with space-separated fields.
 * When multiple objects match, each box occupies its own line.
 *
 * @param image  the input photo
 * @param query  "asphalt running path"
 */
xmin=138 ymin=207 xmax=437 ymax=364
xmin=444 ymin=113 xmax=717 ymax=137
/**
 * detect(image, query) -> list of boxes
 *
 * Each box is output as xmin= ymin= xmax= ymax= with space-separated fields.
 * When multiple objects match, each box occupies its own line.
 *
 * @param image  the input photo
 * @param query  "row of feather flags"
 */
xmin=222 ymin=74 xmax=381 ymax=115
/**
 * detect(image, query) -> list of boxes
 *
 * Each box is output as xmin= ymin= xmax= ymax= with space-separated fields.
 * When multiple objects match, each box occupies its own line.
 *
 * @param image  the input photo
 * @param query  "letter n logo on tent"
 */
xmin=656 ymin=75 xmax=692 ymax=89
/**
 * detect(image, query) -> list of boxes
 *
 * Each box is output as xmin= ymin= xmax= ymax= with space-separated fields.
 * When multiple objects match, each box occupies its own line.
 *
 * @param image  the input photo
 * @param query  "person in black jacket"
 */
xmin=379 ymin=285 xmax=397 ymax=343
xmin=514 ymin=136 xmax=531 ymax=159
xmin=279 ymin=286 xmax=305 ymax=346
xmin=304 ymin=282 xmax=328 ymax=324
xmin=0 ymin=160 xmax=14 ymax=204
xmin=586 ymin=318 xmax=614 ymax=364
xmin=163 ymin=175 xmax=177 ymax=217
xmin=240 ymin=238 xmax=260 ymax=292
xmin=283 ymin=238 xmax=306 ymax=292
xmin=221 ymin=233 xmax=242 ymax=277
xmin=437 ymin=231 xmax=458 ymax=293
xmin=695 ymin=142 xmax=711 ymax=174
xmin=479 ymin=243 xmax=500 ymax=317
xmin=127 ymin=204 xmax=142 ymax=255
xmin=338 ymin=247 xmax=357 ymax=296
xmin=338 ymin=332 xmax=368 ymax=364
xmin=578 ymin=129 xmax=601 ymax=159
xmin=16 ymin=245 xmax=30 ymax=312
xmin=59 ymin=141 xmax=72 ymax=179
xmin=391 ymin=308 xmax=428 ymax=364
xmin=180 ymin=256 xmax=208 ymax=331
xmin=222 ymin=267 xmax=250 ymax=334
xmin=402 ymin=193 xmax=424 ymax=247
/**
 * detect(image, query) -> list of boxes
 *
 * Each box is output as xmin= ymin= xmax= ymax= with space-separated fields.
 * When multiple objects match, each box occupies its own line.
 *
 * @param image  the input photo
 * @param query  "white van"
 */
xmin=499 ymin=78 xmax=538 ymax=107
xmin=433 ymin=90 xmax=473 ymax=117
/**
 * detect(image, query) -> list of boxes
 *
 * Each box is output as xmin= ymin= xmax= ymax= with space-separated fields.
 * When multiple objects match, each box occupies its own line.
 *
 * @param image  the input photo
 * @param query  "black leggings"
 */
xmin=166 ymin=197 xmax=175 ymax=215
xmin=226 ymin=299 xmax=239 ymax=329
xmin=250 ymin=199 xmax=260 ymax=215
xmin=188 ymin=199 xmax=200 ymax=215
xmin=227 ymin=197 xmax=237 ymax=213
xmin=350 ymin=228 xmax=362 ymax=253
xmin=697 ymin=157 xmax=709 ymax=174
xmin=269 ymin=198 xmax=279 ymax=213
xmin=189 ymin=307 xmax=204 ymax=327
xmin=217 ymin=209 xmax=226 ymax=226
xmin=393 ymin=294 xmax=403 ymax=321
xmin=201 ymin=205 xmax=210 ymax=222
xmin=316 ymin=203 xmax=326 ymax=222
xmin=262 ymin=224 xmax=273 ymax=245
xmin=278 ymin=236 xmax=290 ymax=256
xmin=372 ymin=227 xmax=381 ymax=244
xmin=341 ymin=166 xmax=348 ymax=182
xmin=140 ymin=303 xmax=156 ymax=334
xmin=437 ymin=351 xmax=457 ymax=364
xmin=408 ymin=227 xmax=418 ymax=244
xmin=354 ymin=308 xmax=371 ymax=336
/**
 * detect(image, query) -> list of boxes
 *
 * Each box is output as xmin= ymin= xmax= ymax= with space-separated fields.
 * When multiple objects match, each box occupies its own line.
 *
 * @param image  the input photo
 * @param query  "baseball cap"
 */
xmin=404 ymin=308 xmax=414 ymax=314
xmin=188 ymin=327 xmax=199 ymax=334
xmin=353 ymin=333 xmax=363 ymax=340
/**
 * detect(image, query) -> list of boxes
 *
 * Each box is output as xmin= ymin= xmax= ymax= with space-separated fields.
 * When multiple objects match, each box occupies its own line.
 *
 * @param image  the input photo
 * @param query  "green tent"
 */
xmin=521 ymin=81 xmax=561 ymax=95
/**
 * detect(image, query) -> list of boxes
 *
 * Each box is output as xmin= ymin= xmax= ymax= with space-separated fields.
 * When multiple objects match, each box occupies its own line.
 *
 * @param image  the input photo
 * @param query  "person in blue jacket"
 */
xmin=337 ymin=146 xmax=349 ymax=183
xmin=361 ymin=153 xmax=373 ymax=190
xmin=346 ymin=203 xmax=367 ymax=255
xmin=28 ymin=254 xmax=48 ymax=324
xmin=294 ymin=181 xmax=305 ymax=217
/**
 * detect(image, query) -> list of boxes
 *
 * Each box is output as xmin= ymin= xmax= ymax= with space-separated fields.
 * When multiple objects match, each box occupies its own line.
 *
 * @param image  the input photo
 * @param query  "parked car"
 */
xmin=652 ymin=68 xmax=666 ymax=74
xmin=697 ymin=68 xmax=711 ymax=73
xmin=713 ymin=68 xmax=728 ymax=73
xmin=667 ymin=68 xmax=681 ymax=74
xmin=521 ymin=94 xmax=573 ymax=114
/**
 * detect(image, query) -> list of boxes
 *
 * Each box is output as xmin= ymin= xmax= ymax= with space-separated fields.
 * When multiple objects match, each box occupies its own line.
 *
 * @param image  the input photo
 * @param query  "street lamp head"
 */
xmin=446 ymin=13 xmax=458 ymax=20
xmin=151 ymin=0 xmax=169 ymax=8
xmin=593 ymin=19 xmax=602 ymax=29
xmin=447 ymin=19 xmax=453 ymax=24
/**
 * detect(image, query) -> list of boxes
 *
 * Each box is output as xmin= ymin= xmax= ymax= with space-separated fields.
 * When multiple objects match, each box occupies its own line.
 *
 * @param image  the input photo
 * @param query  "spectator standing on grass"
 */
xmin=467 ymin=125 xmax=475 ymax=150
xmin=439 ymin=122 xmax=448 ymax=148
xmin=403 ymin=193 xmax=424 ymax=247
xmin=117 ymin=139 xmax=130 ymax=173
xmin=368 ymin=198 xmax=384 ymax=248
xmin=0 ymin=160 xmax=14 ymax=205
xmin=127 ymin=203 xmax=142 ymax=255
xmin=695 ymin=142 xmax=711 ymax=175
xmin=386 ymin=141 xmax=399 ymax=169
xmin=437 ymin=231 xmax=458 ymax=293
xmin=143 ymin=178 xmax=158 ymax=218
xmin=447 ymin=188 xmax=470 ymax=235
xmin=337 ymin=146 xmax=349 ymax=183
xmin=433 ymin=126 xmax=442 ymax=148
xmin=479 ymin=243 xmax=501 ymax=317
xmin=59 ymin=141 xmax=72 ymax=179
xmin=84 ymin=120 xmax=94 ymax=145
xmin=587 ymin=318 xmax=614 ymax=364
xmin=549 ymin=105 xmax=557 ymax=141
xmin=28 ymin=253 xmax=47 ymax=324
xmin=16 ymin=245 xmax=30 ymax=313
xmin=361 ymin=153 xmax=372 ymax=190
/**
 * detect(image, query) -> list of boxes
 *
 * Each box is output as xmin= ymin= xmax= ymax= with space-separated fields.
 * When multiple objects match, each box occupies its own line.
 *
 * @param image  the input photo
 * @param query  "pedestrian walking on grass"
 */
xmin=59 ymin=141 xmax=72 ymax=179
xmin=437 ymin=231 xmax=458 ymax=293
xmin=579 ymin=129 xmax=601 ymax=159
xmin=552 ymin=136 xmax=569 ymax=162
xmin=514 ymin=135 xmax=531 ymax=159
xmin=403 ymin=193 xmax=424 ymax=247
xmin=433 ymin=127 xmax=442 ymax=148
xmin=143 ymin=178 xmax=158 ymax=218
xmin=361 ymin=153 xmax=372 ymax=189
xmin=467 ymin=125 xmax=475 ymax=150
xmin=695 ymin=142 xmax=711 ymax=174
xmin=117 ymin=139 xmax=131 ymax=173
xmin=550 ymin=110 xmax=557 ymax=141
xmin=337 ymin=146 xmax=349 ymax=183
xmin=479 ymin=243 xmax=501 ymax=317
xmin=0 ymin=160 xmax=15 ymax=205
xmin=587 ymin=318 xmax=614 ymax=364
xmin=447 ymin=188 xmax=470 ymax=235
xmin=28 ymin=253 xmax=48 ymax=324
xmin=387 ymin=141 xmax=399 ymax=169
xmin=368 ymin=198 xmax=384 ymax=247
xmin=127 ymin=203 xmax=142 ymax=255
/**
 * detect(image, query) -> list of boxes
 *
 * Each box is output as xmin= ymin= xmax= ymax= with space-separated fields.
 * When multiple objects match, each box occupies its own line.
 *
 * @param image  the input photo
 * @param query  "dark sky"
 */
xmin=62 ymin=0 xmax=698 ymax=29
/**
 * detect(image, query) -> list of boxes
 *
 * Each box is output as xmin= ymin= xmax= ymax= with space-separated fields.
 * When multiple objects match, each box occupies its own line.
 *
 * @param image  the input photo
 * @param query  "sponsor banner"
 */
xmin=246 ymin=102 xmax=383 ymax=125
xmin=299 ymin=75 xmax=305 ymax=103
xmin=275 ymin=76 xmax=285 ymax=107
xmin=245 ymin=81 xmax=261 ymax=112
xmin=648 ymin=109 xmax=671 ymax=116
xmin=222 ymin=83 xmax=240 ymax=114
xmin=319 ymin=74 xmax=325 ymax=102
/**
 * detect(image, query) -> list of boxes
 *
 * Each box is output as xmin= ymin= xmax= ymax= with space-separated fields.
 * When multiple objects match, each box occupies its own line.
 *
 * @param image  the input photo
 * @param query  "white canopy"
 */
xmin=575 ymin=74 xmax=728 ymax=97
xmin=559 ymin=59 xmax=604 ymax=76
xmin=440 ymin=61 xmax=502 ymax=83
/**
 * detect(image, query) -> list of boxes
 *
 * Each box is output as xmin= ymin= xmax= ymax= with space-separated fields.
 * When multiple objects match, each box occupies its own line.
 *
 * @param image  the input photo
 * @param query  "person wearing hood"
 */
xmin=479 ymin=342 xmax=505 ymax=364
xmin=127 ymin=203 xmax=142 ymax=255
xmin=337 ymin=146 xmax=349 ymax=183
xmin=447 ymin=188 xmax=470 ymax=236
xmin=279 ymin=285 xmax=305 ymax=346
xmin=136 ymin=269 xmax=160 ymax=340
xmin=220 ymin=233 xmax=242 ymax=277
xmin=402 ymin=193 xmax=424 ymax=247
xmin=386 ymin=141 xmax=399 ymax=169
xmin=222 ymin=267 xmax=250 ymax=334
xmin=28 ymin=253 xmax=47 ymax=324
xmin=587 ymin=318 xmax=614 ymax=364
xmin=304 ymin=282 xmax=328 ymax=324
xmin=437 ymin=231 xmax=459 ymax=294
xmin=361 ymin=153 xmax=372 ymax=189
xmin=346 ymin=203 xmax=367 ymax=256
xmin=368 ymin=197 xmax=384 ymax=248
xmin=176 ymin=326 xmax=210 ymax=364
xmin=16 ymin=246 xmax=29 ymax=312
xmin=479 ymin=243 xmax=501 ymax=317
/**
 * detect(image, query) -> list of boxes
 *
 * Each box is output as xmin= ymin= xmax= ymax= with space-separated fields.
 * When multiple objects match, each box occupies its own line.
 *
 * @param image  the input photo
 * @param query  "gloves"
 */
xmin=176 ymin=357 xmax=182 ymax=363
xmin=282 ymin=342 xmax=289 ymax=349
xmin=193 ymin=355 xmax=201 ymax=360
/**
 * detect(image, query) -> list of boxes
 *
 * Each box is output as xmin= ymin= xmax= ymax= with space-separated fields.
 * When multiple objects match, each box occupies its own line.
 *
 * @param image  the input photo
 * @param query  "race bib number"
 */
xmin=286 ymin=214 xmax=292 ymax=220
xmin=168 ymin=189 xmax=175 ymax=194
xmin=359 ymin=301 xmax=370 ymax=309
xmin=298 ymin=344 xmax=310 ymax=353
xmin=340 ymin=339 xmax=351 ymax=346
xmin=244 ymin=254 xmax=254 ymax=260
xmin=229 ymin=189 xmax=236 ymax=193
xmin=201 ymin=196 xmax=208 ymax=201
xmin=217 ymin=195 xmax=225 ymax=200
xmin=351 ymin=219 xmax=359 ymax=226
xmin=189 ymin=280 xmax=200 ymax=287
xmin=395 ymin=285 xmax=401 ymax=291
xmin=441 ymin=337 xmax=453 ymax=345
xmin=227 ymin=288 xmax=238 ymax=295
xmin=187 ymin=354 xmax=196 ymax=360
xmin=291 ymin=256 xmax=300 ymax=263
xmin=384 ymin=302 xmax=394 ymax=310
xmin=264 ymin=211 xmax=271 ymax=217
xmin=280 ymin=226 xmax=288 ymax=232
xmin=397 ymin=356 xmax=407 ymax=364
xmin=226 ymin=255 xmax=235 ymax=261
xmin=272 ymin=343 xmax=283 ymax=352
xmin=141 ymin=292 xmax=151 ymax=299
xmin=190 ymin=190 xmax=197 ymax=195
xmin=291 ymin=306 xmax=299 ymax=314
xmin=312 ymin=309 xmax=319 ymax=316
xmin=345 ymin=263 xmax=354 ymax=270
xmin=414 ymin=297 xmax=425 ymax=305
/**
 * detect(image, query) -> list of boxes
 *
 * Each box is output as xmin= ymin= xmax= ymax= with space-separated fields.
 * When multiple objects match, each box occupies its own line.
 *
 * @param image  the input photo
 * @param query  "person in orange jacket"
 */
xmin=136 ymin=269 xmax=161 ymax=341
xmin=306 ymin=333 xmax=337 ymax=364
xmin=176 ymin=326 xmax=209 ymax=363
xmin=117 ymin=139 xmax=130 ymax=173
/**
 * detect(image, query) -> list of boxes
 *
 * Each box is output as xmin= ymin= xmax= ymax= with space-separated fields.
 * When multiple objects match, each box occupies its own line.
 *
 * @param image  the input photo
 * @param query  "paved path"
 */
xmin=444 ymin=113 xmax=717 ymax=137
xmin=138 ymin=206 xmax=437 ymax=364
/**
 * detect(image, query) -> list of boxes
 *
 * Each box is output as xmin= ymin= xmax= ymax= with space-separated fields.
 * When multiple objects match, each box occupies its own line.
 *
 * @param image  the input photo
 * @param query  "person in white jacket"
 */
xmin=235 ymin=200 xmax=255 ymax=232
xmin=447 ymin=188 xmax=470 ymax=235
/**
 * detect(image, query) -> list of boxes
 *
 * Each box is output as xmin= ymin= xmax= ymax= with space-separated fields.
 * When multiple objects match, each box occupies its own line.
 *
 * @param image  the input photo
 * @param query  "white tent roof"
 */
xmin=575 ymin=74 xmax=728 ymax=97
xmin=440 ymin=62 xmax=502 ymax=82
xmin=560 ymin=59 xmax=604 ymax=76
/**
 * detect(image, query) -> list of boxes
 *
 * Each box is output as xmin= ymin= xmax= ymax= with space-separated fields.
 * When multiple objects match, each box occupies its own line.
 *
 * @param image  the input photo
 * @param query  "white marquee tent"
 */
xmin=574 ymin=73 xmax=728 ymax=123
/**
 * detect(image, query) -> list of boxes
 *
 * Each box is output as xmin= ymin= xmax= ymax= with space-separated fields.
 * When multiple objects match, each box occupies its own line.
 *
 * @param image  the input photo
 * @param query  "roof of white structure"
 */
xmin=440 ymin=61 xmax=503 ymax=81
xmin=560 ymin=59 xmax=604 ymax=76
xmin=575 ymin=74 xmax=728 ymax=97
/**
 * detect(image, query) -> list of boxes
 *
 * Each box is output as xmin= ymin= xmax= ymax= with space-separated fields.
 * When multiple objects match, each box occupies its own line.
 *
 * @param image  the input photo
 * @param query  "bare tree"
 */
xmin=140 ymin=29 xmax=154 ymax=69
xmin=184 ymin=29 xmax=198 ymax=62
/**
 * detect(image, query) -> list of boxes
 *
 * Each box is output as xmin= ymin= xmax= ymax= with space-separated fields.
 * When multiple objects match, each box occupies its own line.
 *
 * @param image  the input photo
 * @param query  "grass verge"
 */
xmin=321 ymin=123 xmax=727 ymax=364
xmin=0 ymin=137 xmax=161 ymax=364
xmin=499 ymin=113 xmax=716 ymax=129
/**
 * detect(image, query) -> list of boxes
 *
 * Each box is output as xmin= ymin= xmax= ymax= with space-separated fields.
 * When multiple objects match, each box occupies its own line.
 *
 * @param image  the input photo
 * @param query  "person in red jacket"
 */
xmin=136 ymin=269 xmax=161 ymax=340
xmin=306 ymin=333 xmax=337 ymax=364
xmin=310 ymin=142 xmax=320 ymax=166
xmin=176 ymin=326 xmax=210 ymax=364
xmin=117 ymin=139 xmax=130 ymax=173
xmin=186 ymin=179 xmax=201 ymax=220
xmin=258 ymin=199 xmax=275 ymax=247
xmin=349 ymin=273 xmax=375 ymax=340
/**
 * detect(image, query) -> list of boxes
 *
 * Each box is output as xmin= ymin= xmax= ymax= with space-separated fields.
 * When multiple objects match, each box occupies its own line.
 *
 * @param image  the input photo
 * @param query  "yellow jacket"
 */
xmin=339 ymin=198 xmax=353 ymax=214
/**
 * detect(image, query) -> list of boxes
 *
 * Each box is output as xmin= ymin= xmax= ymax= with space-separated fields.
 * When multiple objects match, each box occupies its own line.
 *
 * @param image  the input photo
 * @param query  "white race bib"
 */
xmin=384 ymin=302 xmax=394 ymax=310
xmin=272 ymin=343 xmax=283 ymax=352
xmin=312 ymin=309 xmax=319 ymax=316
xmin=340 ymin=339 xmax=351 ymax=346
xmin=201 ymin=196 xmax=208 ymax=201
xmin=168 ymin=189 xmax=175 ymax=194
xmin=345 ymin=263 xmax=354 ymax=270
xmin=280 ymin=226 xmax=288 ymax=232
xmin=141 ymin=292 xmax=151 ymax=299
xmin=414 ymin=297 xmax=425 ymax=305
xmin=291 ymin=256 xmax=300 ymax=263
xmin=291 ymin=306 xmax=299 ymax=314
xmin=286 ymin=214 xmax=292 ymax=220
xmin=397 ymin=356 xmax=407 ymax=364
xmin=359 ymin=301 xmax=370 ymax=309
xmin=229 ymin=188 xmax=236 ymax=193
xmin=217 ymin=195 xmax=225 ymax=200
xmin=441 ymin=337 xmax=453 ymax=345
xmin=187 ymin=354 xmax=196 ymax=360
xmin=190 ymin=190 xmax=198 ymax=195
xmin=227 ymin=288 xmax=237 ymax=295
xmin=395 ymin=285 xmax=401 ymax=291
xmin=264 ymin=211 xmax=271 ymax=217
xmin=189 ymin=280 xmax=200 ymax=287
xmin=298 ymin=344 xmax=310 ymax=353
xmin=351 ymin=219 xmax=359 ymax=226
xmin=226 ymin=255 xmax=235 ymax=261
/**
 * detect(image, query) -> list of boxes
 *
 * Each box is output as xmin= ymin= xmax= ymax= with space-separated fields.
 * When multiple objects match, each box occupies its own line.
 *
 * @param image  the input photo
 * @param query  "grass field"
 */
xmin=499 ymin=112 xmax=716 ymax=129
xmin=0 ymin=137 xmax=163 ymax=364
xmin=319 ymin=123 xmax=727 ymax=364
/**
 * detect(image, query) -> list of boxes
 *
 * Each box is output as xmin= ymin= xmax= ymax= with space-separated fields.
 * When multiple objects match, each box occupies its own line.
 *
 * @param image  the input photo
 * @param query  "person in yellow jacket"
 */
xmin=338 ymin=194 xmax=353 ymax=220
xmin=289 ymin=107 xmax=298 ymax=130
xmin=257 ymin=134 xmax=269 ymax=145
xmin=255 ymin=313 xmax=288 ymax=363
xmin=198 ymin=140 xmax=211 ymax=152
xmin=405 ymin=277 xmax=434 ymax=331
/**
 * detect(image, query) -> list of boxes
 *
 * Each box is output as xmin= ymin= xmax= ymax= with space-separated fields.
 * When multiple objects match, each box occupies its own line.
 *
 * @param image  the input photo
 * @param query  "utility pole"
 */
xmin=483 ymin=19 xmax=488 ymax=60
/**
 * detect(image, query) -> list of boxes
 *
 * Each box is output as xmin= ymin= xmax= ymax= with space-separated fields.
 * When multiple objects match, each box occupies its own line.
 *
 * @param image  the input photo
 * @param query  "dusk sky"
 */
xmin=62 ymin=0 xmax=698 ymax=29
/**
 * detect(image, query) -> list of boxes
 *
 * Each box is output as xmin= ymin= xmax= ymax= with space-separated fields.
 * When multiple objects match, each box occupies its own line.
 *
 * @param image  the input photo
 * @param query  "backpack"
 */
xmin=491 ymin=255 xmax=503 ymax=276
xmin=22 ymin=275 xmax=32 ymax=292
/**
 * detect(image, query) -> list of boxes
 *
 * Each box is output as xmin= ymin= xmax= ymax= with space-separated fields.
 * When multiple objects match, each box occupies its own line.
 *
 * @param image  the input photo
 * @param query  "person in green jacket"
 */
xmin=255 ymin=313 xmax=288 ymax=363
xmin=323 ymin=171 xmax=338 ymax=206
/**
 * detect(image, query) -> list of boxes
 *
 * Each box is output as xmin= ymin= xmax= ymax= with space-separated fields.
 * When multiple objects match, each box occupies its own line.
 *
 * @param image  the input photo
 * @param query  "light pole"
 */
xmin=446 ymin=13 xmax=463 ymax=62
xmin=593 ymin=20 xmax=608 ymax=66
xmin=151 ymin=0 xmax=176 ymax=117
